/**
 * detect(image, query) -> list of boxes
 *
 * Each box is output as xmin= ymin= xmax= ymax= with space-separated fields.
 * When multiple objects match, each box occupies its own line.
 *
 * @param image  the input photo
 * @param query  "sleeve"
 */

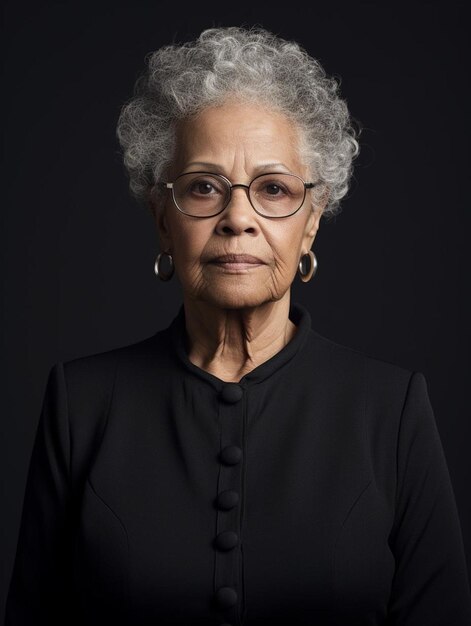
xmin=386 ymin=371 xmax=471 ymax=625
xmin=4 ymin=362 xmax=80 ymax=625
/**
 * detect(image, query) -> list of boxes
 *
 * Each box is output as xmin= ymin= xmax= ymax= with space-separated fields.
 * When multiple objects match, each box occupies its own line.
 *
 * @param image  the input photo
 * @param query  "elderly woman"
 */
xmin=5 ymin=26 xmax=471 ymax=626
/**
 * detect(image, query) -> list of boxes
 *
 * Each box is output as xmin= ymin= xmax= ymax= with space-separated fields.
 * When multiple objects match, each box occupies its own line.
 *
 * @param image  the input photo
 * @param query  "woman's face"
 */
xmin=155 ymin=99 xmax=325 ymax=309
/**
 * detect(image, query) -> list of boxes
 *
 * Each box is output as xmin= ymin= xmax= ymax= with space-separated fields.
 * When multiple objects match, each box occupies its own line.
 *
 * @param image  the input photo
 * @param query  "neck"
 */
xmin=182 ymin=292 xmax=297 ymax=383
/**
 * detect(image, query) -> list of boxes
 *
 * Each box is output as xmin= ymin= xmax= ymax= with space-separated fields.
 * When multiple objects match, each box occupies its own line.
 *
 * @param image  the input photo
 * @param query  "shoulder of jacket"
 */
xmin=52 ymin=329 xmax=173 ymax=419
xmin=53 ymin=329 xmax=171 ymax=487
xmin=308 ymin=328 xmax=415 ymax=389
xmin=61 ymin=326 xmax=171 ymax=377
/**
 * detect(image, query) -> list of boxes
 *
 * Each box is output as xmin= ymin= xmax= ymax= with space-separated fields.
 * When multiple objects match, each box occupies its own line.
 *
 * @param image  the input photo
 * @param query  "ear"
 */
xmin=303 ymin=185 xmax=330 ymax=249
xmin=154 ymin=203 xmax=172 ymax=252
xmin=302 ymin=206 xmax=322 ymax=251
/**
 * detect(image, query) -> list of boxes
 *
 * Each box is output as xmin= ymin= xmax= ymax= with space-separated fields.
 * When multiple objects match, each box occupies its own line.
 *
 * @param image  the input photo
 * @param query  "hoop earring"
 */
xmin=154 ymin=251 xmax=174 ymax=281
xmin=298 ymin=250 xmax=317 ymax=283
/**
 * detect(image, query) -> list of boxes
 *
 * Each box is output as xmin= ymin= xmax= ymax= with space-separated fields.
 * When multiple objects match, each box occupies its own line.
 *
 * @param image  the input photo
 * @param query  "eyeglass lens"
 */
xmin=172 ymin=172 xmax=306 ymax=217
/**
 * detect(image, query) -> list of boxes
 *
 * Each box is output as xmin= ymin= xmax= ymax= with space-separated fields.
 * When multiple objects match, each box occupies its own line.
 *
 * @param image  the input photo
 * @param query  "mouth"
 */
xmin=209 ymin=254 xmax=265 ymax=272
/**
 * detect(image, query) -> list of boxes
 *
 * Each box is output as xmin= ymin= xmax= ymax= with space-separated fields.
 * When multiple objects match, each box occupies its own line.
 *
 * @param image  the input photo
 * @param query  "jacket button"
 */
xmin=219 ymin=383 xmax=243 ymax=403
xmin=215 ymin=586 xmax=238 ymax=608
xmin=216 ymin=489 xmax=239 ymax=510
xmin=214 ymin=530 xmax=239 ymax=551
xmin=220 ymin=445 xmax=242 ymax=465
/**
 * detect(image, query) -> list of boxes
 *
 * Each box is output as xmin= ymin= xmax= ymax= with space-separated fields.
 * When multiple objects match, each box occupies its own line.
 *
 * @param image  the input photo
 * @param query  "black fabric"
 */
xmin=5 ymin=301 xmax=471 ymax=625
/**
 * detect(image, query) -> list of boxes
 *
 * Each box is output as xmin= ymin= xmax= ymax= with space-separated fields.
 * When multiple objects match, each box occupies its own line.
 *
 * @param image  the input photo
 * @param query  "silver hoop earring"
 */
xmin=154 ymin=251 xmax=174 ymax=281
xmin=298 ymin=250 xmax=317 ymax=283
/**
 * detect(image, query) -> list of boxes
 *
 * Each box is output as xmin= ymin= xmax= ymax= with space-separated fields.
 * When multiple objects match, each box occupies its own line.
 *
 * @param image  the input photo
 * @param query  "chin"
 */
xmin=198 ymin=286 xmax=284 ymax=310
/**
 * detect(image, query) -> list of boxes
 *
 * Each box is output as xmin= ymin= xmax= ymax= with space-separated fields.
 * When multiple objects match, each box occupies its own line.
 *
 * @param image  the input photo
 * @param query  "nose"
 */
xmin=214 ymin=185 xmax=259 ymax=236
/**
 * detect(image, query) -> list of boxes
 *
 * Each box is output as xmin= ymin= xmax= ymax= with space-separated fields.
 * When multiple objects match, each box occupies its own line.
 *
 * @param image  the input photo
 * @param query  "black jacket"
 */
xmin=5 ymin=302 xmax=471 ymax=625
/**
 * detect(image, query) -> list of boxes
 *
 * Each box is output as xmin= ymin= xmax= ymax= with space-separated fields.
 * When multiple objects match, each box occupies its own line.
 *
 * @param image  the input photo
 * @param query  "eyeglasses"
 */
xmin=157 ymin=171 xmax=323 ymax=219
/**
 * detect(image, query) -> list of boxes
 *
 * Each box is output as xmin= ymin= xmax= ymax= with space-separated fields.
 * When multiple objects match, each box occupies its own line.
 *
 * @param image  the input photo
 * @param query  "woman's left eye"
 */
xmin=264 ymin=183 xmax=286 ymax=195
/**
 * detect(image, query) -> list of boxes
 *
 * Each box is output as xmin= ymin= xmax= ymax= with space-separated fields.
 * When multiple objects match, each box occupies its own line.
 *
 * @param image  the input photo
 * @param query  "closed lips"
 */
xmin=211 ymin=255 xmax=264 ymax=263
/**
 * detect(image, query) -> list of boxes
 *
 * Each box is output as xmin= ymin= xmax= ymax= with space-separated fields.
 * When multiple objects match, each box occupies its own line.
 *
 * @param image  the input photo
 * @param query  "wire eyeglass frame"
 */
xmin=157 ymin=171 xmax=323 ymax=219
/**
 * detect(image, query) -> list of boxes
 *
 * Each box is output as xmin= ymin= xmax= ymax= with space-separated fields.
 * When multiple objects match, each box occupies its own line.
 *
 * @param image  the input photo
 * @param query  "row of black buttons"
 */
xmin=214 ymin=383 xmax=244 ymax=622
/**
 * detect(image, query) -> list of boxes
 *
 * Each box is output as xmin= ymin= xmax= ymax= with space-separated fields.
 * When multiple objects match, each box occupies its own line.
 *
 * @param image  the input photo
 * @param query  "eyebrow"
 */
xmin=183 ymin=161 xmax=293 ymax=174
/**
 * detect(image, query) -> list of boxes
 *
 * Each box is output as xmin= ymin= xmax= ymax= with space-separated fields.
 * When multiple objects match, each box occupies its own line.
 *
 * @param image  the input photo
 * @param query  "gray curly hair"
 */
xmin=116 ymin=26 xmax=361 ymax=219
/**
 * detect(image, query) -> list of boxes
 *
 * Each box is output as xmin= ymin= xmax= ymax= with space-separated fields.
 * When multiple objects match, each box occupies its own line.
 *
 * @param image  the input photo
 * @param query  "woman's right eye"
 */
xmin=185 ymin=178 xmax=226 ymax=197
xmin=190 ymin=180 xmax=216 ymax=195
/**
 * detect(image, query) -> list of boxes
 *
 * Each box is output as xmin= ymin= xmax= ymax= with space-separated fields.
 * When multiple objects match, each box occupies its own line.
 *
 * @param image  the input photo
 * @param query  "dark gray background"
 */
xmin=2 ymin=2 xmax=470 ymax=620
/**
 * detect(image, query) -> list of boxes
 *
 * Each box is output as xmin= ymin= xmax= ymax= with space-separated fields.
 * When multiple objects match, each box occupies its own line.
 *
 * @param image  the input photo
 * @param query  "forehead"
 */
xmin=173 ymin=99 xmax=305 ymax=175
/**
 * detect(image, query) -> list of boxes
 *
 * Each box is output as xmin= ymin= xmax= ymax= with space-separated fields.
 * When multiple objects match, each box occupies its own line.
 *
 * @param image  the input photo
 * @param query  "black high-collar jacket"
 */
xmin=5 ymin=302 xmax=471 ymax=625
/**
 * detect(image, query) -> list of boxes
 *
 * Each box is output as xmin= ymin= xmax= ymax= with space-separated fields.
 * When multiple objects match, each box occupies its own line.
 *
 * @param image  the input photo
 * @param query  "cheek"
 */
xmin=171 ymin=225 xmax=209 ymax=268
xmin=267 ymin=226 xmax=304 ymax=268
